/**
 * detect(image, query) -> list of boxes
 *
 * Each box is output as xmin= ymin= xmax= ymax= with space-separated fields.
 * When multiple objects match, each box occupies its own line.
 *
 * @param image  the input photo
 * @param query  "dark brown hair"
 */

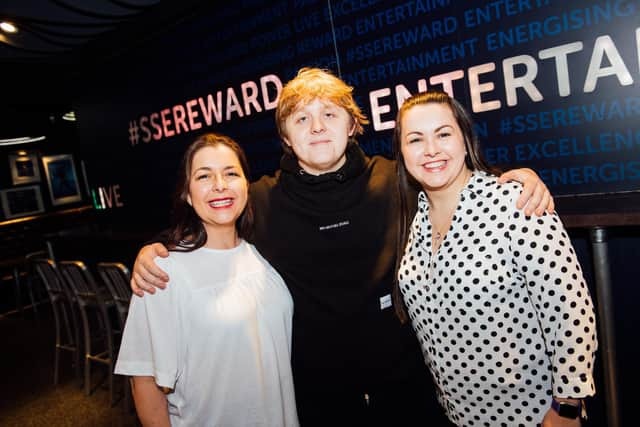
xmin=167 ymin=133 xmax=254 ymax=251
xmin=392 ymin=91 xmax=500 ymax=322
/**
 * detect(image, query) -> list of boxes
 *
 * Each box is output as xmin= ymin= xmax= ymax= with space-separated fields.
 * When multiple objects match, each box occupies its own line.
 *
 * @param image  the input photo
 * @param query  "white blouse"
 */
xmin=115 ymin=240 xmax=298 ymax=427
xmin=398 ymin=171 xmax=597 ymax=427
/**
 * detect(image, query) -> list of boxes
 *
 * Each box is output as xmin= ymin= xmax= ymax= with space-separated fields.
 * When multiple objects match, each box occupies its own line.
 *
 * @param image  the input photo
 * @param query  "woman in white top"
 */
xmin=115 ymin=133 xmax=298 ymax=427
xmin=392 ymin=92 xmax=597 ymax=427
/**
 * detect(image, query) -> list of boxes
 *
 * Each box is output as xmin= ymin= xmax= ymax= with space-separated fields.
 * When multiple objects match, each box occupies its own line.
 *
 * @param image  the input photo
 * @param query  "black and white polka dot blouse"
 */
xmin=398 ymin=171 xmax=597 ymax=427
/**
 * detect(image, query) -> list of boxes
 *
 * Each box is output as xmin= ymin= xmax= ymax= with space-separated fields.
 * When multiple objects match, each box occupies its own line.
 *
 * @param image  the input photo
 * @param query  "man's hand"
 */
xmin=131 ymin=243 xmax=170 ymax=297
xmin=498 ymin=168 xmax=554 ymax=216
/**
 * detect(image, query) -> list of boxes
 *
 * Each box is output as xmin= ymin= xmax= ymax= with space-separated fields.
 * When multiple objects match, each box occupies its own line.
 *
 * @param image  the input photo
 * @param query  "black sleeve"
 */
xmin=144 ymin=229 xmax=171 ymax=246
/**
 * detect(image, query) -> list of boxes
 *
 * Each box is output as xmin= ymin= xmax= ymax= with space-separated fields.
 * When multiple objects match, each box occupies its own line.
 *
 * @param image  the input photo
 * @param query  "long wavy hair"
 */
xmin=167 ymin=133 xmax=254 ymax=252
xmin=392 ymin=91 xmax=500 ymax=322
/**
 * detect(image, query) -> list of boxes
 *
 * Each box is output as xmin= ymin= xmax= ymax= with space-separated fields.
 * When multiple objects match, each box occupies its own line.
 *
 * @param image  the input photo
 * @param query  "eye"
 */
xmin=296 ymin=115 xmax=307 ymax=124
xmin=324 ymin=112 xmax=335 ymax=118
xmin=196 ymin=173 xmax=209 ymax=181
xmin=225 ymin=170 xmax=241 ymax=177
xmin=438 ymin=130 xmax=452 ymax=138
xmin=406 ymin=136 xmax=421 ymax=144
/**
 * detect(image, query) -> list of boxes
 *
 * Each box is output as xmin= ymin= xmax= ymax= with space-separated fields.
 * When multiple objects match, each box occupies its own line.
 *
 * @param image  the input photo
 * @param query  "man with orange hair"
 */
xmin=131 ymin=68 xmax=553 ymax=426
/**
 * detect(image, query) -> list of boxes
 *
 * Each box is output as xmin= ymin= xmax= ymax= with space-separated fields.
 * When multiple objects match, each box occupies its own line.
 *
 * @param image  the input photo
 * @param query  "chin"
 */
xmin=419 ymin=179 xmax=449 ymax=192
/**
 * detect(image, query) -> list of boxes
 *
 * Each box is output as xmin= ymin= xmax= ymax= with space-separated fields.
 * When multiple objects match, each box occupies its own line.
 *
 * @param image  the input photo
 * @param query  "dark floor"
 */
xmin=0 ymin=302 xmax=139 ymax=427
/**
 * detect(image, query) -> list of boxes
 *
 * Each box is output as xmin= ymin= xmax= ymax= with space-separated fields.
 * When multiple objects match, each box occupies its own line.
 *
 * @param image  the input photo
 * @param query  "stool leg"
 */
xmin=80 ymin=308 xmax=92 ymax=396
xmin=109 ymin=360 xmax=115 ymax=406
xmin=26 ymin=274 xmax=39 ymax=319
xmin=52 ymin=301 xmax=62 ymax=385
xmin=104 ymin=307 xmax=115 ymax=406
xmin=12 ymin=266 xmax=23 ymax=316
xmin=70 ymin=306 xmax=82 ymax=383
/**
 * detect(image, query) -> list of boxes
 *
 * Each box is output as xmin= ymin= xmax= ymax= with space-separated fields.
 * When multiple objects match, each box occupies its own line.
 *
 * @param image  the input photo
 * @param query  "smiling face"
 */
xmin=187 ymin=144 xmax=248 ymax=242
xmin=400 ymin=103 xmax=471 ymax=196
xmin=282 ymin=98 xmax=356 ymax=175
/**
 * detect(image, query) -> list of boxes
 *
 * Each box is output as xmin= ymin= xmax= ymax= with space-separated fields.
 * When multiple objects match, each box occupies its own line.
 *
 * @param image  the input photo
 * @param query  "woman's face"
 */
xmin=400 ymin=103 xmax=470 ymax=194
xmin=187 ymin=144 xmax=248 ymax=238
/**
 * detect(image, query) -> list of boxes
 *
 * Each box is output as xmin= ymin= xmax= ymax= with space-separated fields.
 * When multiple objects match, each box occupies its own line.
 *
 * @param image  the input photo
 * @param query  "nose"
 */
xmin=422 ymin=137 xmax=440 ymax=157
xmin=311 ymin=115 xmax=325 ymax=134
xmin=213 ymin=174 xmax=228 ymax=191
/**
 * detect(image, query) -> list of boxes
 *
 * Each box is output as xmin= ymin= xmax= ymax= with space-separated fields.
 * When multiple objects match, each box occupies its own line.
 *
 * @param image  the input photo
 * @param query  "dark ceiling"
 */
xmin=1 ymin=0 xmax=162 ymax=62
xmin=0 ymin=0 xmax=212 ymax=138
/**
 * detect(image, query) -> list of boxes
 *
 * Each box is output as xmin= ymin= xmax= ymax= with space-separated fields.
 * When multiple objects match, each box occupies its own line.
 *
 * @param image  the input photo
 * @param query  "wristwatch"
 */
xmin=551 ymin=398 xmax=584 ymax=419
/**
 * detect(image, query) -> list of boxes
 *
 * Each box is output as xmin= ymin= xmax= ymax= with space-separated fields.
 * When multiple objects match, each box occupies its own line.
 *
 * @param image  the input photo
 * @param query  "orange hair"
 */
xmin=275 ymin=68 xmax=368 ymax=148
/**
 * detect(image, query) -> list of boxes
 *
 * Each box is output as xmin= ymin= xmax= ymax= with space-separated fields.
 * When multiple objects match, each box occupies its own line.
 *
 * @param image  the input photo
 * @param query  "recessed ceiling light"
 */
xmin=62 ymin=111 xmax=76 ymax=121
xmin=0 ymin=22 xmax=17 ymax=33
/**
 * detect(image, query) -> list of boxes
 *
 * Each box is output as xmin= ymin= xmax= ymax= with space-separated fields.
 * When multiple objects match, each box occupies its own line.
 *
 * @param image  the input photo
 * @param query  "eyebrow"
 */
xmin=192 ymin=165 xmax=238 ymax=173
xmin=292 ymin=103 xmax=337 ymax=115
xmin=405 ymin=124 xmax=453 ymax=137
xmin=434 ymin=124 xmax=453 ymax=132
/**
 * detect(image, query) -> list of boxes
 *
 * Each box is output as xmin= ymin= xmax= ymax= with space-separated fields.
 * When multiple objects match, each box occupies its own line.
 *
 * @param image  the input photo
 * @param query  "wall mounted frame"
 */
xmin=8 ymin=153 xmax=41 ymax=185
xmin=0 ymin=185 xmax=45 ymax=219
xmin=42 ymin=154 xmax=82 ymax=206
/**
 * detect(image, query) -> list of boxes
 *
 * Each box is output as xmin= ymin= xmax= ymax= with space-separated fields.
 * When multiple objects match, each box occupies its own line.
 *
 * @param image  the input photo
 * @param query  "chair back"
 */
xmin=59 ymin=261 xmax=110 ymax=307
xmin=25 ymin=250 xmax=48 ymax=270
xmin=33 ymin=258 xmax=66 ymax=299
xmin=97 ymin=262 xmax=131 ymax=302
xmin=97 ymin=262 xmax=132 ymax=328
xmin=25 ymin=250 xmax=48 ymax=283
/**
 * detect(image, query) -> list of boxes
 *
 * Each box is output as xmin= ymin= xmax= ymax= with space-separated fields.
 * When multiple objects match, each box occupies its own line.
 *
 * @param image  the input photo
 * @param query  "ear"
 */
xmin=282 ymin=136 xmax=292 ymax=147
xmin=348 ymin=121 xmax=356 ymax=137
xmin=186 ymin=194 xmax=192 ymax=206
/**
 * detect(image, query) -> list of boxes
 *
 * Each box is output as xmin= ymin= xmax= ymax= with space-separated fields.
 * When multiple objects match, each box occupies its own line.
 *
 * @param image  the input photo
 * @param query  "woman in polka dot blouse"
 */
xmin=393 ymin=91 xmax=597 ymax=427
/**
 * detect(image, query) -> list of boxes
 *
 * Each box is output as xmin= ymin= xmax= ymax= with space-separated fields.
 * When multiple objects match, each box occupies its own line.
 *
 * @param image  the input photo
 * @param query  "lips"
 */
xmin=309 ymin=139 xmax=331 ymax=145
xmin=422 ymin=160 xmax=447 ymax=171
xmin=208 ymin=198 xmax=233 ymax=208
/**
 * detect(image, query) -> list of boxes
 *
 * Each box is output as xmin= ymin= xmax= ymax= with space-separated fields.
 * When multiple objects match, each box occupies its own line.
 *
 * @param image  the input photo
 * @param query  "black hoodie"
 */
xmin=250 ymin=142 xmax=425 ymax=393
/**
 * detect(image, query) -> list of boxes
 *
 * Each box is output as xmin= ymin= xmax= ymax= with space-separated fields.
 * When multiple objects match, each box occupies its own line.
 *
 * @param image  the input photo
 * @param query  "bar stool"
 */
xmin=97 ymin=262 xmax=133 ymax=411
xmin=58 ymin=260 xmax=117 ymax=405
xmin=0 ymin=256 xmax=28 ymax=316
xmin=32 ymin=258 xmax=82 ymax=385
xmin=23 ymin=250 xmax=50 ymax=319
xmin=96 ymin=262 xmax=132 ymax=332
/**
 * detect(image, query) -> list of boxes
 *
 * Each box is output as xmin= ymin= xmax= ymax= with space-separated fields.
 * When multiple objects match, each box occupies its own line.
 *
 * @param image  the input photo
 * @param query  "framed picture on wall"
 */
xmin=0 ymin=185 xmax=45 ymax=219
xmin=8 ymin=153 xmax=41 ymax=185
xmin=42 ymin=154 xmax=82 ymax=206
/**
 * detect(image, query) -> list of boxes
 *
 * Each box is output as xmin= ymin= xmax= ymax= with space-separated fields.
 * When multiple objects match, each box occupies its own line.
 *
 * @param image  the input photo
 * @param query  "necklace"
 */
xmin=428 ymin=223 xmax=449 ymax=288
xmin=427 ymin=229 xmax=443 ymax=289
xmin=431 ymin=226 xmax=447 ymax=252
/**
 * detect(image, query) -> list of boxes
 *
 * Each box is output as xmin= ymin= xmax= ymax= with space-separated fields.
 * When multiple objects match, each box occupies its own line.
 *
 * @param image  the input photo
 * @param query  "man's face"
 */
xmin=283 ymin=98 xmax=355 ymax=175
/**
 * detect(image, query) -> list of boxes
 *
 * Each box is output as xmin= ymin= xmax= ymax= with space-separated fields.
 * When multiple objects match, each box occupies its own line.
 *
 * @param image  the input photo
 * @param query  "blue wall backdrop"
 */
xmin=75 ymin=0 xmax=640 ymax=229
xmin=73 ymin=1 xmax=639 ymax=425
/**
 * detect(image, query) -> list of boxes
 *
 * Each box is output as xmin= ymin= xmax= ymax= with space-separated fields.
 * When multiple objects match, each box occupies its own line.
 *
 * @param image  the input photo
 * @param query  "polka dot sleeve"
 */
xmin=507 ymin=204 xmax=598 ymax=398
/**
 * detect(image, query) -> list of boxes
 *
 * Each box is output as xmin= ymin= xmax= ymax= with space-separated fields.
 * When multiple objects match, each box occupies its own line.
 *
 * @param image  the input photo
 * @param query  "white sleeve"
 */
xmin=508 ymin=207 xmax=598 ymax=398
xmin=114 ymin=256 xmax=180 ymax=389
